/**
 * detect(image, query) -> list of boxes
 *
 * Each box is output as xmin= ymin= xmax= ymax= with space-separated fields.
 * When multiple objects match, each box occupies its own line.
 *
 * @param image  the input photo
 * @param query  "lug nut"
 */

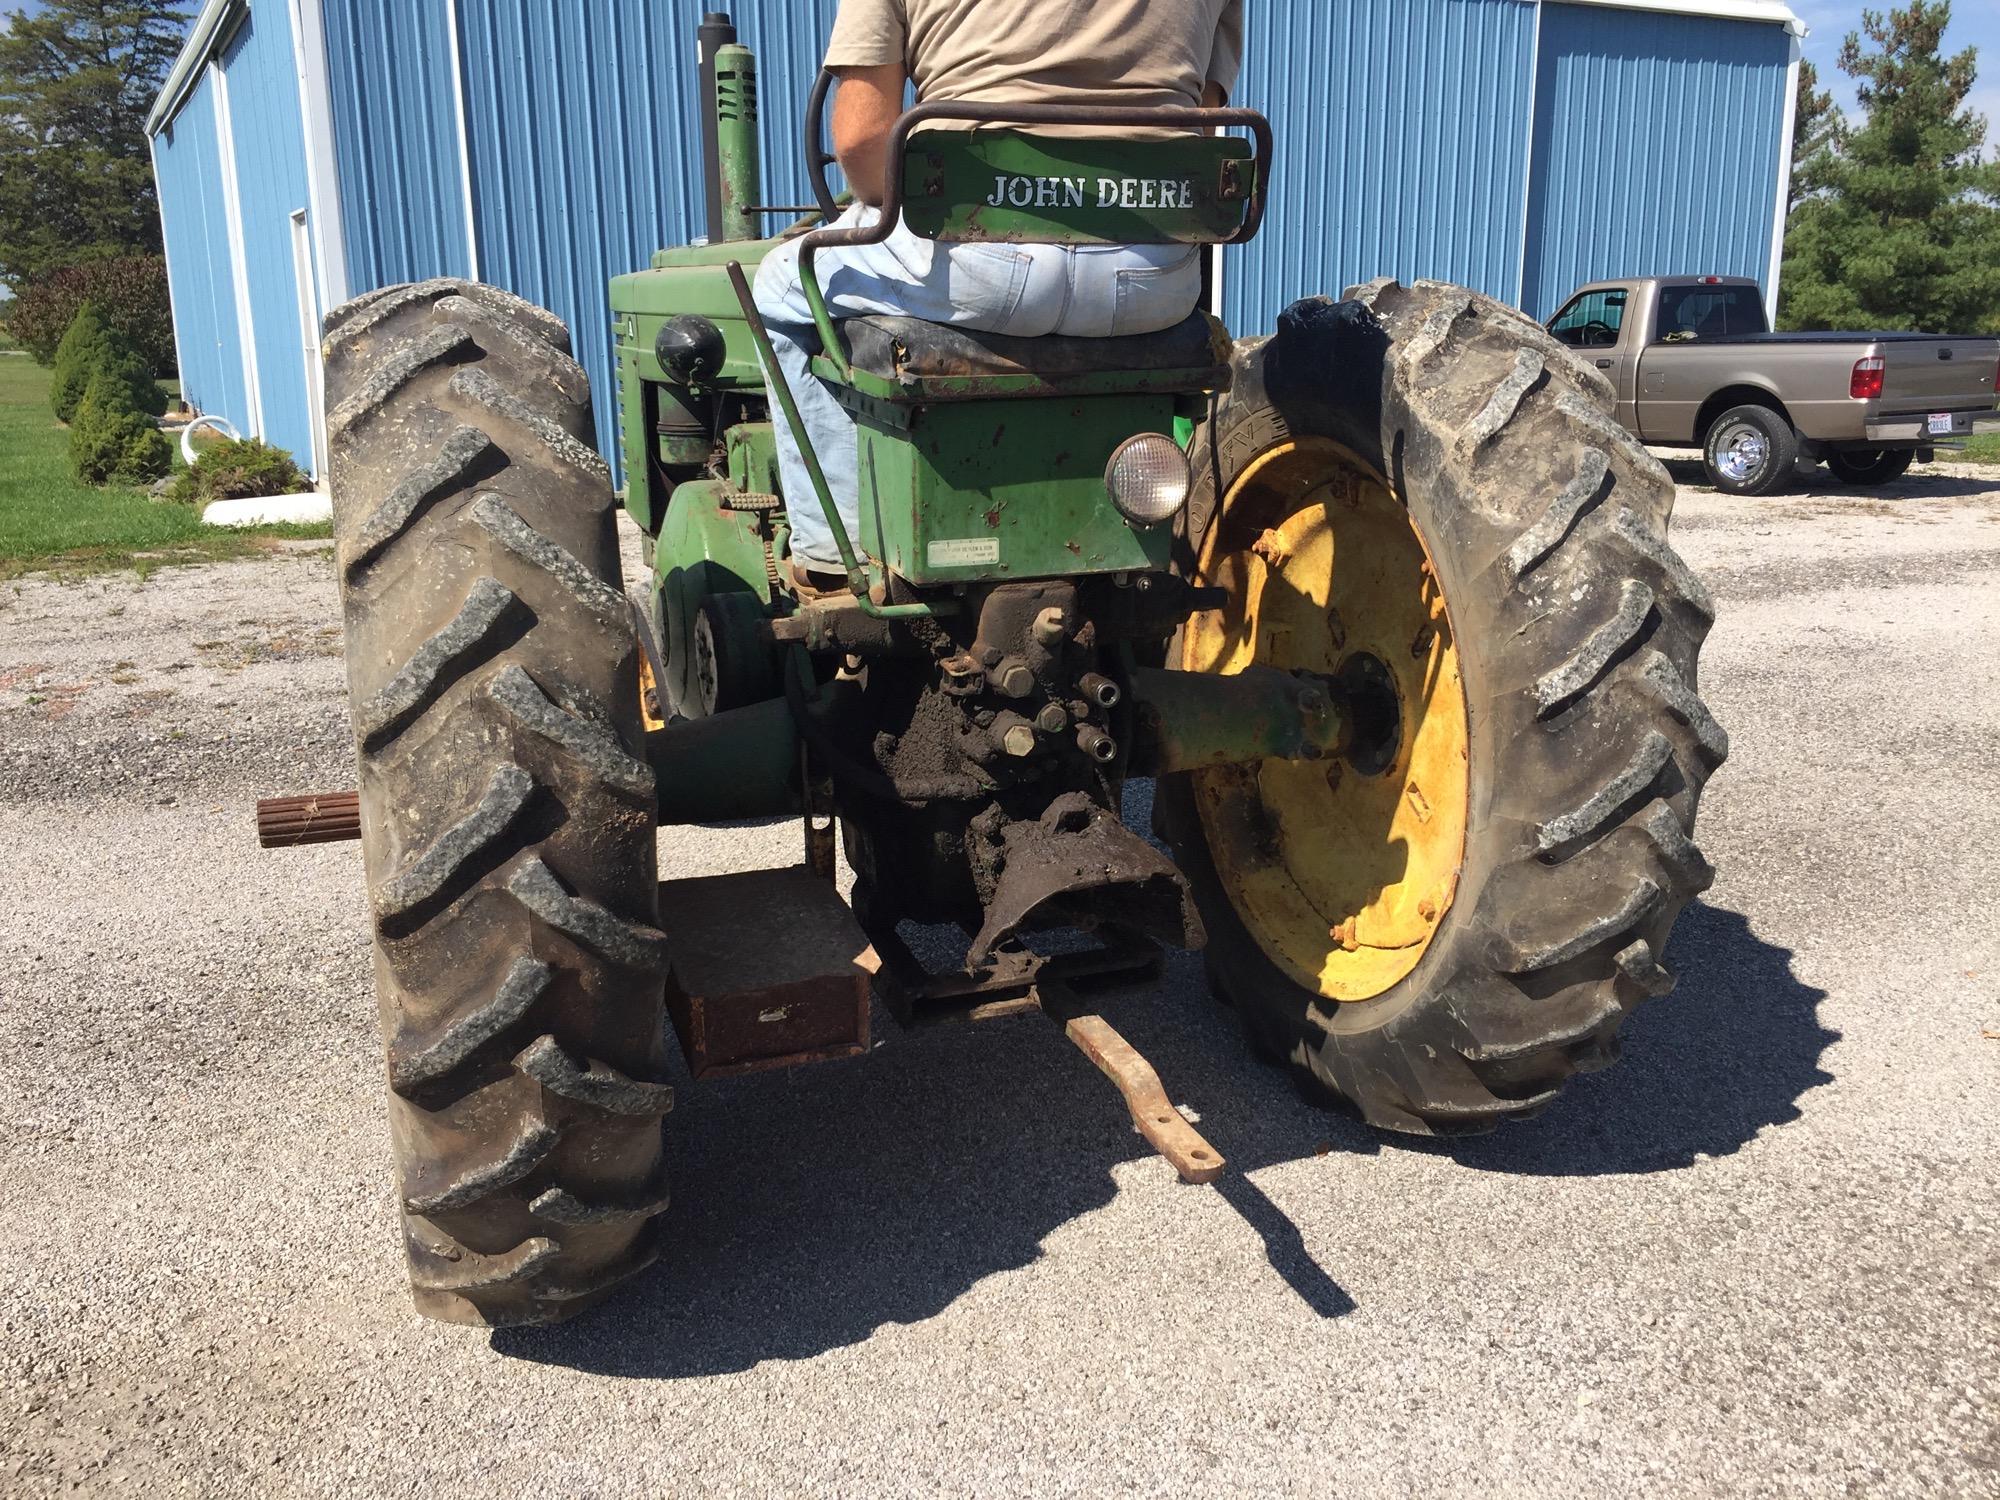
xmin=1035 ymin=703 xmax=1070 ymax=734
xmin=993 ymin=658 xmax=1037 ymax=698
xmin=1078 ymin=672 xmax=1121 ymax=709
xmin=1076 ymin=725 xmax=1118 ymax=764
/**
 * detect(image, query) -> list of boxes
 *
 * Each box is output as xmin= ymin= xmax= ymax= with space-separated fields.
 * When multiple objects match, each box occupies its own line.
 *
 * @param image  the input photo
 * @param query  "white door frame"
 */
xmin=291 ymin=208 xmax=329 ymax=477
xmin=288 ymin=0 xmax=352 ymax=310
xmin=210 ymin=55 xmax=265 ymax=439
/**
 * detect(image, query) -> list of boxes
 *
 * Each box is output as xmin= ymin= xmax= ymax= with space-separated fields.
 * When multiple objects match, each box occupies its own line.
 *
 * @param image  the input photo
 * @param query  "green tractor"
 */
xmin=304 ymin=22 xmax=1723 ymax=1325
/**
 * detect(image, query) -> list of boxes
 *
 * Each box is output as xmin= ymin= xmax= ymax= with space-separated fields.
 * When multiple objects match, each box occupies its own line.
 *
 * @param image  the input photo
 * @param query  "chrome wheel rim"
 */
xmin=1715 ymin=424 xmax=1770 ymax=484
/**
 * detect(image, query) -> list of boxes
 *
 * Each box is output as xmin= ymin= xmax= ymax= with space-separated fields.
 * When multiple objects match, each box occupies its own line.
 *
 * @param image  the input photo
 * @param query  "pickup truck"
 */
xmin=1544 ymin=276 xmax=2000 ymax=494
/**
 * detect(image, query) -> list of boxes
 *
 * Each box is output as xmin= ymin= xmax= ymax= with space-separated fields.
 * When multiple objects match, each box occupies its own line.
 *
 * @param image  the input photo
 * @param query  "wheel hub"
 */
xmin=1715 ymin=423 xmax=1769 ymax=483
xmin=1182 ymin=439 xmax=1470 ymax=1003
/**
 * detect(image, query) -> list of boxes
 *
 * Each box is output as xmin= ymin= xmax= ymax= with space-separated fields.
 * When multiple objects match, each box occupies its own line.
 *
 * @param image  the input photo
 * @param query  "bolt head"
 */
xmin=1035 ymin=703 xmax=1069 ymax=733
xmin=1002 ymin=725 xmax=1038 ymax=758
xmin=996 ymin=661 xmax=1037 ymax=698
xmin=1033 ymin=607 xmax=1067 ymax=645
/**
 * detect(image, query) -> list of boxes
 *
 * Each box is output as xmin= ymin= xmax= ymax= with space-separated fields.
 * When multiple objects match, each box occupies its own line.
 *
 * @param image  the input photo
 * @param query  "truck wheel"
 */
xmin=1827 ymin=449 xmax=1913 ymax=487
xmin=1157 ymin=280 xmax=1726 ymax=1135
xmin=325 ymin=278 xmax=672 ymax=1324
xmin=1702 ymin=403 xmax=1796 ymax=495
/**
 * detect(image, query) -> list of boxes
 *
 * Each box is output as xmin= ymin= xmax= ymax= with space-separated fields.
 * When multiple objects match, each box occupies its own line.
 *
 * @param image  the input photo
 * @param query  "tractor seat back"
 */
xmin=797 ymin=102 xmax=1270 ymax=402
xmin=899 ymin=124 xmax=1265 ymax=247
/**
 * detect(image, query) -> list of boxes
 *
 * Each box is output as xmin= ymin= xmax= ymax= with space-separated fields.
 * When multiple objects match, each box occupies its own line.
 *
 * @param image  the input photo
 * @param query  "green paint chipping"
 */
xmin=713 ymin=45 xmax=764 ymax=244
xmin=857 ymin=395 xmax=1177 ymax=584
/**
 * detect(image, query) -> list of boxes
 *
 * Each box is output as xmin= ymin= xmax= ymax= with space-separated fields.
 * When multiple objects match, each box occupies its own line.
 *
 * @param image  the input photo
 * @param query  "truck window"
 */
xmin=1549 ymin=290 xmax=1628 ymax=349
xmin=1655 ymin=285 xmax=1768 ymax=341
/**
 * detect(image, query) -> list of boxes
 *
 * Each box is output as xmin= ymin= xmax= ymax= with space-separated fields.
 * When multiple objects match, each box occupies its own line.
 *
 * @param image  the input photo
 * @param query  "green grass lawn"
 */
xmin=0 ymin=357 xmax=328 ymax=580
xmin=1957 ymin=431 xmax=2000 ymax=464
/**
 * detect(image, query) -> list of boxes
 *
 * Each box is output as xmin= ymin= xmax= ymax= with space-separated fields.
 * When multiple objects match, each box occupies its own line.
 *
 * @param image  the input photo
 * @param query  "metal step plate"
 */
xmin=660 ymin=868 xmax=872 ymax=1079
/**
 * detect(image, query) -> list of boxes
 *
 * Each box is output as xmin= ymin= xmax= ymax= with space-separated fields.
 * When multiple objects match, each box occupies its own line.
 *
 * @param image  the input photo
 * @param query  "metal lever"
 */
xmin=1042 ymin=980 xmax=1225 ymax=1185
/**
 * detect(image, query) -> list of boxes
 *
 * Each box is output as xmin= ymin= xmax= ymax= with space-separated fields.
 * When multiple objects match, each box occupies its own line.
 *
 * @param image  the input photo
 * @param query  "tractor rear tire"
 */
xmin=1158 ymin=280 xmax=1726 ymax=1135
xmin=325 ymin=279 xmax=672 ymax=1323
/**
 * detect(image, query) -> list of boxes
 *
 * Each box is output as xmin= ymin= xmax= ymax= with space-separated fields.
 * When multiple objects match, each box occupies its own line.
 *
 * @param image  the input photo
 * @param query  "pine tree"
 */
xmin=69 ymin=365 xmax=170 ymax=486
xmin=0 ymin=1 xmax=193 ymax=291
xmin=49 ymin=300 xmax=117 ymax=422
xmin=1788 ymin=59 xmax=1844 ymax=212
xmin=1779 ymin=2 xmax=2000 ymax=333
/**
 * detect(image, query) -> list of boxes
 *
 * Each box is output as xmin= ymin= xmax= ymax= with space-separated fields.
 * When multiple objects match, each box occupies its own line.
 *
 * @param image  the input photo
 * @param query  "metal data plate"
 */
xmin=900 ymin=129 xmax=1256 ymax=245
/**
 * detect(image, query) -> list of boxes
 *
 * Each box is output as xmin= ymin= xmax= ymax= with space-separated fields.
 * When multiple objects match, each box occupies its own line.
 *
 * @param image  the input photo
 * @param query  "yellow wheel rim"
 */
xmin=637 ymin=643 xmax=669 ymax=732
xmin=1183 ymin=438 xmax=1470 ymax=1003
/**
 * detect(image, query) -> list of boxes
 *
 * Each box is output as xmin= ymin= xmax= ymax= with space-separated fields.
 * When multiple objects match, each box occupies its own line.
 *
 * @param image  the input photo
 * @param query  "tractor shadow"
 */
xmin=1410 ymin=900 xmax=1837 ymax=1177
xmin=495 ymin=898 xmax=1830 ymax=1379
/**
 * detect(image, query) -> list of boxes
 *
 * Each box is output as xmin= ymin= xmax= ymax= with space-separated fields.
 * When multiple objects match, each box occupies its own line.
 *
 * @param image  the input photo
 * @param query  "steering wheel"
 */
xmin=805 ymin=69 xmax=842 ymax=221
xmin=1579 ymin=320 xmax=1617 ymax=348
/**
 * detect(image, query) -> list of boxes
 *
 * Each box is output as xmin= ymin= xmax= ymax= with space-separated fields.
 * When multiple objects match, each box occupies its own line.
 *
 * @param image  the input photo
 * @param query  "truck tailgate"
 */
xmin=1881 ymin=339 xmax=2000 ymax=409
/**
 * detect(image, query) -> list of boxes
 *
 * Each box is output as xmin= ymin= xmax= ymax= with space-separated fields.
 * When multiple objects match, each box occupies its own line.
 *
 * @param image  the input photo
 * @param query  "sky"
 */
xmin=1790 ymin=0 xmax=2000 ymax=142
xmin=4 ymin=0 xmax=1998 ymax=140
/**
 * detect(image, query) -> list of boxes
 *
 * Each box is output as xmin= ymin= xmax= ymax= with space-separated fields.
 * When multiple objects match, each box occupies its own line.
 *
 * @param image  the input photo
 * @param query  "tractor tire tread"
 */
xmin=354 ymin=576 xmax=524 ymax=750
xmin=326 ymin=280 xmax=667 ymax=1326
xmin=343 ymin=426 xmax=499 ymax=579
xmin=1164 ymin=279 xmax=1725 ymax=1135
xmin=371 ymin=763 xmax=539 ymax=930
xmin=390 ymin=957 xmax=554 ymax=1097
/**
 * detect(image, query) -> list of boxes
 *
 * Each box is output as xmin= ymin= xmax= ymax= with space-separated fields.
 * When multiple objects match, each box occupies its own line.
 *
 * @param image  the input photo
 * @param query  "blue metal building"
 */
xmin=148 ymin=0 xmax=1803 ymax=480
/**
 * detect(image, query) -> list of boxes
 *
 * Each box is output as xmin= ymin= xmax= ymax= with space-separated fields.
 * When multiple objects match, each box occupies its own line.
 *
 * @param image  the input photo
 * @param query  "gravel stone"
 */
xmin=2 ymin=465 xmax=1996 ymax=1498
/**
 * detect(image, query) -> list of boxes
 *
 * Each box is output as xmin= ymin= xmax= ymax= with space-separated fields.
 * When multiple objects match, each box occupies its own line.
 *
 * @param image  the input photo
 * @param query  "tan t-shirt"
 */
xmin=825 ymin=0 xmax=1243 ymax=111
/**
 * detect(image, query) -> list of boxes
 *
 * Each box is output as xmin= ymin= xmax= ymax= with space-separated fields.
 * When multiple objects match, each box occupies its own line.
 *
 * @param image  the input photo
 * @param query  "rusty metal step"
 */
xmin=659 ymin=868 xmax=872 ymax=1079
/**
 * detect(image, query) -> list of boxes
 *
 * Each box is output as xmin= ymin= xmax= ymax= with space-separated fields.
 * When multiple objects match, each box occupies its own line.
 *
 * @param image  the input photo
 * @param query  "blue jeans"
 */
xmin=753 ymin=204 xmax=1203 ymax=570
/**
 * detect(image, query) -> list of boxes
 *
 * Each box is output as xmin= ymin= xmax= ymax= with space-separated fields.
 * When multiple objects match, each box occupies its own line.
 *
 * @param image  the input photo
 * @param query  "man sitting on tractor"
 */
xmin=753 ymin=0 xmax=1244 ymax=584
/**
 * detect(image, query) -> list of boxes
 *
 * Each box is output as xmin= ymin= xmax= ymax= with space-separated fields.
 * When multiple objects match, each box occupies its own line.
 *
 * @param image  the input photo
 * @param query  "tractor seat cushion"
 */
xmin=841 ymin=310 xmax=1232 ymax=386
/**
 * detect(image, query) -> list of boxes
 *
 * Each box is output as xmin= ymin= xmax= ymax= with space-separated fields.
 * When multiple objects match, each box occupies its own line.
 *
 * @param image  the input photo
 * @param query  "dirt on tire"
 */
xmin=1159 ymin=278 xmax=1727 ymax=1135
xmin=324 ymin=278 xmax=671 ymax=1324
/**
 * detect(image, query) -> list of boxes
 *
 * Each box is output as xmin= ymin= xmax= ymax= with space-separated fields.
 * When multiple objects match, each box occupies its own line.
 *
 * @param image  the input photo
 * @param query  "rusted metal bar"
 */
xmin=1048 ymin=991 xmax=1225 ymax=1185
xmin=1127 ymin=663 xmax=1347 ymax=776
xmin=257 ymin=791 xmax=361 ymax=849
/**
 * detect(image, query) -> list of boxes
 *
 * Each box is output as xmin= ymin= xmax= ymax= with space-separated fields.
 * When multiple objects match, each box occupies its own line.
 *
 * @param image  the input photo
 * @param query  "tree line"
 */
xmin=0 ymin=1 xmax=188 ymax=372
xmin=1781 ymin=2 xmax=2000 ymax=334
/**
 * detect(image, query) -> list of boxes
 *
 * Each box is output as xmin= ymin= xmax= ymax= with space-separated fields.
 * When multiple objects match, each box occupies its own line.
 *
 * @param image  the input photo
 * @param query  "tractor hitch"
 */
xmin=965 ymin=792 xmax=1203 ymax=967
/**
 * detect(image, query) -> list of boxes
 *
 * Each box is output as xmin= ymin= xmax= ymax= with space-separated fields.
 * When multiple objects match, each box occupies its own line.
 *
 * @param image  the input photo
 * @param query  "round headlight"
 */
xmin=1105 ymin=433 xmax=1192 ymax=527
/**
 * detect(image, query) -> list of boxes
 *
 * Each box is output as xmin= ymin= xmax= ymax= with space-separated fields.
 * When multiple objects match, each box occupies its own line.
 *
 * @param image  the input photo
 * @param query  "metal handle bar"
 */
xmin=804 ymin=69 xmax=843 ymax=221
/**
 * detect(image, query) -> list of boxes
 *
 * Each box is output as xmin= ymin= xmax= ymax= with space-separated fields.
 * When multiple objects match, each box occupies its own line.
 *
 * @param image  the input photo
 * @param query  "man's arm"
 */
xmin=832 ymin=63 xmax=906 ymax=208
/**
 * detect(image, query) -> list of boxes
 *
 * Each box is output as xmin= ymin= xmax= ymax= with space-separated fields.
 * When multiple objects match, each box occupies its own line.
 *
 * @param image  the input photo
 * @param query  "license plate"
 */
xmin=1928 ymin=413 xmax=1955 ymax=436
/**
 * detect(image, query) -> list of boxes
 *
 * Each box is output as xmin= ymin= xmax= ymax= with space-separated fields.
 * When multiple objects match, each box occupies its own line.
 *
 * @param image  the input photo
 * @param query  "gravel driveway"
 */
xmin=3 ymin=461 xmax=1996 ymax=1498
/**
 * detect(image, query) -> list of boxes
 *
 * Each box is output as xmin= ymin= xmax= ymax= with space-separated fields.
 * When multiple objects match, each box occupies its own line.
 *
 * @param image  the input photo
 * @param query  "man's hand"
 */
xmin=831 ymin=64 xmax=906 ymax=208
